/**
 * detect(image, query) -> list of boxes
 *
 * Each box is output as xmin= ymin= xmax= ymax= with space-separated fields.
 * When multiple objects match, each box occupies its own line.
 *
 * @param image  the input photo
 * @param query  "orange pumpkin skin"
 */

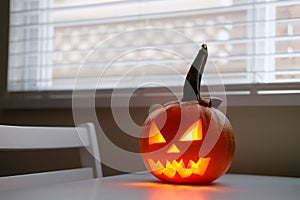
xmin=140 ymin=101 xmax=235 ymax=184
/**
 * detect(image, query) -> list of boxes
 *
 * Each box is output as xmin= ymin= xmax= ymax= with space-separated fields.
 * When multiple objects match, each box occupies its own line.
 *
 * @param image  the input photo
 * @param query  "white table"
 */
xmin=0 ymin=172 xmax=299 ymax=200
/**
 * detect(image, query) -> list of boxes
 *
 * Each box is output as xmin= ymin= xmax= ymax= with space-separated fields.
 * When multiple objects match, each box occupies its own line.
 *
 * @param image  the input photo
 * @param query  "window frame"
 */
xmin=1 ymin=0 xmax=300 ymax=109
xmin=0 ymin=0 xmax=9 ymax=98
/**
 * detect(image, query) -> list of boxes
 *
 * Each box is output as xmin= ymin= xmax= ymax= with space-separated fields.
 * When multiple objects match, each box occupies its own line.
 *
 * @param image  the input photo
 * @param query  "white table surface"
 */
xmin=0 ymin=172 xmax=299 ymax=200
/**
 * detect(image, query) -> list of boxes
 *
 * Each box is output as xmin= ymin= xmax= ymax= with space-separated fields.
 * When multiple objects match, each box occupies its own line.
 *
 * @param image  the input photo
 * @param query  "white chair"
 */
xmin=0 ymin=122 xmax=102 ymax=191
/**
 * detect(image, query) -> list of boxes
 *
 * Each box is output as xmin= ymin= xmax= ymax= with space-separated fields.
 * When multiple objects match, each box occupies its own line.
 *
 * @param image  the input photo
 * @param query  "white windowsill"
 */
xmin=1 ymin=83 xmax=300 ymax=109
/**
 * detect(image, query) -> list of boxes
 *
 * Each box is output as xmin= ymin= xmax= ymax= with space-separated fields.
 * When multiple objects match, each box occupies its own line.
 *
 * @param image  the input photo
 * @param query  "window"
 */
xmin=7 ymin=0 xmax=300 ymax=92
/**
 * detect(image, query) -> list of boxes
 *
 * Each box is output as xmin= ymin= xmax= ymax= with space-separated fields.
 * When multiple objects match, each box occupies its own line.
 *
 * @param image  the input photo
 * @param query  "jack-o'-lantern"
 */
xmin=140 ymin=44 xmax=235 ymax=184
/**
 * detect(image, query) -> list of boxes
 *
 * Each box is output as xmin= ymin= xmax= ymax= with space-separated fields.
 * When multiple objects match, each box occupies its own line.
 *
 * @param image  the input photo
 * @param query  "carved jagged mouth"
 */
xmin=147 ymin=158 xmax=211 ymax=178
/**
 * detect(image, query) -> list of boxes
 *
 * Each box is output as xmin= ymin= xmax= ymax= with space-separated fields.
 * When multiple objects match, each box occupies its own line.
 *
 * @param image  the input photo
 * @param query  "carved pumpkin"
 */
xmin=140 ymin=44 xmax=235 ymax=184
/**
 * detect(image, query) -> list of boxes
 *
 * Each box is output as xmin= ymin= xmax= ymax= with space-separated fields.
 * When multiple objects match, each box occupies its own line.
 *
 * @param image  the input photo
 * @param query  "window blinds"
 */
xmin=8 ymin=0 xmax=300 ymax=91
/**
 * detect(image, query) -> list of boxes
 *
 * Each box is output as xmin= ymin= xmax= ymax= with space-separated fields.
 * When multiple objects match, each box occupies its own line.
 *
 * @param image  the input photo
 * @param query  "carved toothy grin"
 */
xmin=147 ymin=158 xmax=211 ymax=178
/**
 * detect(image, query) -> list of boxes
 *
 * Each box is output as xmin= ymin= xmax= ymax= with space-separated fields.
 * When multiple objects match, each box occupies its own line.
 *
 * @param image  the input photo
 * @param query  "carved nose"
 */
xmin=167 ymin=144 xmax=180 ymax=153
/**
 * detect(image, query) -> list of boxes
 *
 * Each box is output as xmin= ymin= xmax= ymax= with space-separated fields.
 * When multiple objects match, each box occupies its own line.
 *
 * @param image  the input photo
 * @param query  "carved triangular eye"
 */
xmin=179 ymin=119 xmax=203 ymax=141
xmin=149 ymin=122 xmax=166 ymax=145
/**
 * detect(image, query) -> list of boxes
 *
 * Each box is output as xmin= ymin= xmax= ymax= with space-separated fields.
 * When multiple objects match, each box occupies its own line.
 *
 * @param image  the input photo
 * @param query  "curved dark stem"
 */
xmin=182 ymin=44 xmax=208 ymax=102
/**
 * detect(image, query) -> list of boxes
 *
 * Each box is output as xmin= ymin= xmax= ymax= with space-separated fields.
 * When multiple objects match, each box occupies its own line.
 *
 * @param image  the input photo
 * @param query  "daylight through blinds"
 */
xmin=8 ymin=0 xmax=300 ymax=91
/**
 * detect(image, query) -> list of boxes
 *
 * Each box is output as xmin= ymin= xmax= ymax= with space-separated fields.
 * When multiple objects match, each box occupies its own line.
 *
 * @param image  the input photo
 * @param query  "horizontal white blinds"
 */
xmin=8 ymin=0 xmax=300 ymax=91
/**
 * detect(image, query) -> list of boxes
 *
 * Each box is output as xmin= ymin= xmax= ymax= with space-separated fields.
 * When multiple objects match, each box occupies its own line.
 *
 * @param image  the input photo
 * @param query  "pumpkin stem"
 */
xmin=182 ymin=44 xmax=208 ymax=102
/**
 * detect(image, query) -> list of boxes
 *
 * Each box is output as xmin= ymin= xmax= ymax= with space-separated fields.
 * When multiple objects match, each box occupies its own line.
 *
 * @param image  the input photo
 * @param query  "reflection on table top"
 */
xmin=0 ymin=172 xmax=299 ymax=200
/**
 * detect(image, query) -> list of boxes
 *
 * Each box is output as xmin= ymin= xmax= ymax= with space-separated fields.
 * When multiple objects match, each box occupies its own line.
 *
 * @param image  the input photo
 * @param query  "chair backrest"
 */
xmin=0 ymin=122 xmax=102 ymax=191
